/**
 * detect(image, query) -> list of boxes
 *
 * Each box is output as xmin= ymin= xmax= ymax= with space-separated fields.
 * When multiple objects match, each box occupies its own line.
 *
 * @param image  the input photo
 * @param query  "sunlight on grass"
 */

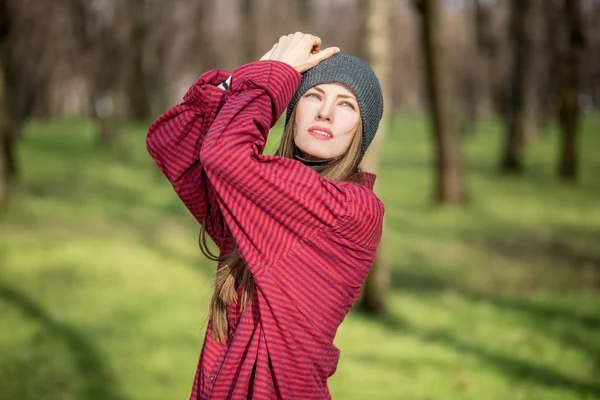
xmin=1 ymin=114 xmax=599 ymax=399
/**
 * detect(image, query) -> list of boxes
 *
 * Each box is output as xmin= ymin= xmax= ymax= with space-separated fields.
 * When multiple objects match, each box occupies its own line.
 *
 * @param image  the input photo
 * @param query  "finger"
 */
xmin=311 ymin=35 xmax=322 ymax=48
xmin=290 ymin=32 xmax=306 ymax=46
xmin=309 ymin=46 xmax=340 ymax=64
xmin=306 ymin=34 xmax=321 ymax=52
xmin=296 ymin=47 xmax=339 ymax=73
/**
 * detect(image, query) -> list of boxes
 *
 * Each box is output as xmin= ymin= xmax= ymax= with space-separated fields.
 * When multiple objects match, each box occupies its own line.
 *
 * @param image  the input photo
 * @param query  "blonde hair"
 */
xmin=199 ymin=103 xmax=364 ymax=344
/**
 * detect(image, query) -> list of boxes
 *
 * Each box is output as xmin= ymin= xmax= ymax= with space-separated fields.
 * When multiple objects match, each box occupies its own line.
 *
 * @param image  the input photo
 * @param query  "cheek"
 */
xmin=339 ymin=114 xmax=360 ymax=136
xmin=294 ymin=101 xmax=313 ymax=127
xmin=341 ymin=131 xmax=356 ymax=149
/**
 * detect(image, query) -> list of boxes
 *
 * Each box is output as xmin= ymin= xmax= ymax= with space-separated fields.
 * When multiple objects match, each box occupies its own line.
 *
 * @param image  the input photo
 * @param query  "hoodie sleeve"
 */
xmin=146 ymin=69 xmax=233 ymax=250
xmin=200 ymin=60 xmax=353 ymax=278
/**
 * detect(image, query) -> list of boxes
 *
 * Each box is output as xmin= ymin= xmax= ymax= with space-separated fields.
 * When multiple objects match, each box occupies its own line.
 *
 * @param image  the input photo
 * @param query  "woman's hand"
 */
xmin=259 ymin=32 xmax=340 ymax=73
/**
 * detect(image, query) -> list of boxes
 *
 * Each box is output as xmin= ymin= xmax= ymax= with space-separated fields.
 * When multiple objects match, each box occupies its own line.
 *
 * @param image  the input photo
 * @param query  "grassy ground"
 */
xmin=0 ymin=113 xmax=599 ymax=400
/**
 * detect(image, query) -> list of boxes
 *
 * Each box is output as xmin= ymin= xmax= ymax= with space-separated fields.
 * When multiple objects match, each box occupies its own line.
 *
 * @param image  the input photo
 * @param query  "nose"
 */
xmin=316 ymin=101 xmax=334 ymax=123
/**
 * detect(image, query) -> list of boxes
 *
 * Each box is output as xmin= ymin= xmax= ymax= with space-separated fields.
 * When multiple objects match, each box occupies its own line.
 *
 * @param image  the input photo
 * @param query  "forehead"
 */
xmin=309 ymin=83 xmax=357 ymax=99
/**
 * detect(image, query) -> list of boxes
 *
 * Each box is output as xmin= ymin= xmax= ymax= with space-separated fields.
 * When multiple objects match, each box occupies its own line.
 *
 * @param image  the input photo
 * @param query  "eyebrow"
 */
xmin=310 ymin=87 xmax=356 ymax=101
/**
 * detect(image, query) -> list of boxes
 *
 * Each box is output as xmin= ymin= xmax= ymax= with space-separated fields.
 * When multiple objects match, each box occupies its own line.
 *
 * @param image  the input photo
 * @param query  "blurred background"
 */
xmin=0 ymin=0 xmax=599 ymax=399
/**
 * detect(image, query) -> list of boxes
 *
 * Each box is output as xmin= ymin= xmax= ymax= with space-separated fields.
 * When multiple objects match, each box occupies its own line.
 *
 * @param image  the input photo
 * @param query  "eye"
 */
xmin=305 ymin=92 xmax=321 ymax=99
xmin=341 ymin=101 xmax=356 ymax=110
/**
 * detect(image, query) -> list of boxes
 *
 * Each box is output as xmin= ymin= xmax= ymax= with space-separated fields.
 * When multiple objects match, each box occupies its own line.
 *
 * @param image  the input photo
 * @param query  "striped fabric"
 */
xmin=147 ymin=60 xmax=384 ymax=399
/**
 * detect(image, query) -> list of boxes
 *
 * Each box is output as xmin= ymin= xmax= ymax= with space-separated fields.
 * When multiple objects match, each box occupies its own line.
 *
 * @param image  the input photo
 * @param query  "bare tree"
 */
xmin=473 ymin=0 xmax=501 ymax=117
xmin=65 ymin=0 xmax=126 ymax=147
xmin=557 ymin=0 xmax=585 ymax=182
xmin=96 ymin=1 xmax=128 ymax=148
xmin=0 ymin=0 xmax=595 ymax=158
xmin=297 ymin=0 xmax=314 ymax=32
xmin=415 ymin=0 xmax=468 ymax=204
xmin=127 ymin=0 xmax=151 ymax=121
xmin=144 ymin=0 xmax=174 ymax=116
xmin=241 ymin=0 xmax=257 ymax=64
xmin=0 ymin=0 xmax=10 ymax=208
xmin=0 ymin=0 xmax=20 ymax=208
xmin=499 ymin=0 xmax=537 ymax=173
xmin=538 ymin=0 xmax=562 ymax=128
xmin=583 ymin=1 xmax=600 ymax=107
xmin=0 ymin=71 xmax=6 ymax=209
xmin=358 ymin=0 xmax=392 ymax=314
xmin=193 ymin=0 xmax=218 ymax=71
xmin=0 ymin=0 xmax=75 ymax=207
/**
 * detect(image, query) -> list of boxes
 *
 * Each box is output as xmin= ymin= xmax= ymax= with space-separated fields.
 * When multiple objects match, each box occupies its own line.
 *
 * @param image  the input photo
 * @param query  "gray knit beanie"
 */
xmin=284 ymin=52 xmax=384 ymax=163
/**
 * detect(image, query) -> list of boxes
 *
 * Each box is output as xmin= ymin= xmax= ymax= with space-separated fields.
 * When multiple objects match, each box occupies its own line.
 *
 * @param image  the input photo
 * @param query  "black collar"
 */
xmin=293 ymin=145 xmax=340 ymax=166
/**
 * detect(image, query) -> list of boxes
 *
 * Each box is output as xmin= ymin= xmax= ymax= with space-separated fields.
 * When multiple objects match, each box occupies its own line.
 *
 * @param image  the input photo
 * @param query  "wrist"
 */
xmin=230 ymin=60 xmax=302 ymax=121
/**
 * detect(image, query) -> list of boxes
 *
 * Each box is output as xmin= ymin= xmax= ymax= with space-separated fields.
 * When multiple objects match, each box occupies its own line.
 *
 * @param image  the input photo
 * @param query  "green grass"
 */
xmin=1 ymin=113 xmax=599 ymax=399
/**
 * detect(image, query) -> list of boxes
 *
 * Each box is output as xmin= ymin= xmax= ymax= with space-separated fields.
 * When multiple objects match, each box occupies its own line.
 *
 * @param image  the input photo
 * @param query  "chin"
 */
xmin=297 ymin=143 xmax=334 ymax=160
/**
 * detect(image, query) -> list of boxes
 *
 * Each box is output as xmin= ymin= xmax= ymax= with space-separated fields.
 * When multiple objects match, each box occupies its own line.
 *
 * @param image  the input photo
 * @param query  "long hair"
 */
xmin=199 ymin=104 xmax=364 ymax=344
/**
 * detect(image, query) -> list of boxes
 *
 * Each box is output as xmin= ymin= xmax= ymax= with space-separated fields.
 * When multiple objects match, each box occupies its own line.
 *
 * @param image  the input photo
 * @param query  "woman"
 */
xmin=147 ymin=33 xmax=385 ymax=399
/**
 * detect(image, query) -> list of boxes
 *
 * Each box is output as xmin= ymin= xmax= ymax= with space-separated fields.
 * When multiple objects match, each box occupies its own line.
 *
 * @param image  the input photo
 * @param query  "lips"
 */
xmin=308 ymin=126 xmax=333 ymax=140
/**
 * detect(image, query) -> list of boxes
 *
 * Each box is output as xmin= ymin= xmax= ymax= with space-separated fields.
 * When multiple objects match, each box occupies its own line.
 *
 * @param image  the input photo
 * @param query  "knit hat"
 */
xmin=284 ymin=52 xmax=384 ymax=164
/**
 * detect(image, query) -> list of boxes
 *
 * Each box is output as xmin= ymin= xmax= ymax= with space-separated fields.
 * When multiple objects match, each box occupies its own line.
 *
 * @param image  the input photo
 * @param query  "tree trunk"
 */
xmin=297 ymin=0 xmax=313 ymax=31
xmin=557 ymin=0 xmax=585 ymax=182
xmin=539 ymin=0 xmax=561 ymax=128
xmin=415 ymin=0 xmax=468 ymax=204
xmin=93 ymin=3 xmax=126 ymax=149
xmin=500 ymin=0 xmax=536 ymax=173
xmin=0 ymin=0 xmax=19 ymax=210
xmin=195 ymin=0 xmax=217 ymax=72
xmin=473 ymin=0 xmax=498 ymax=118
xmin=128 ymin=0 xmax=151 ymax=121
xmin=0 ymin=149 xmax=5 ymax=210
xmin=94 ymin=90 xmax=125 ymax=152
xmin=0 ymin=62 xmax=18 ymax=180
xmin=0 ymin=118 xmax=17 ymax=178
xmin=358 ymin=0 xmax=392 ymax=314
xmin=0 ymin=63 xmax=8 ymax=210
xmin=241 ymin=0 xmax=257 ymax=64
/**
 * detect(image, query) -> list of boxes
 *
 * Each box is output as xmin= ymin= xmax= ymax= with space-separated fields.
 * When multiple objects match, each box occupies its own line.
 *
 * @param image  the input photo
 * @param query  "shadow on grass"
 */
xmin=387 ymin=210 xmax=600 ymax=289
xmin=382 ymin=269 xmax=600 ymax=397
xmin=20 ymin=169 xmax=216 ymax=277
xmin=367 ymin=311 xmax=600 ymax=398
xmin=360 ymin=306 xmax=600 ymax=398
xmin=0 ymin=284 xmax=126 ymax=400
xmin=391 ymin=269 xmax=600 ymax=331
xmin=481 ymin=226 xmax=600 ymax=274
xmin=381 ymin=154 xmax=600 ymax=193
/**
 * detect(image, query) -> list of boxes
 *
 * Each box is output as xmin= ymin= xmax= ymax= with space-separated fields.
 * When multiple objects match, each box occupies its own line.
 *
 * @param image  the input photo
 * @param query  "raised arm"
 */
xmin=146 ymin=69 xmax=232 ymax=249
xmin=200 ymin=59 xmax=358 ymax=279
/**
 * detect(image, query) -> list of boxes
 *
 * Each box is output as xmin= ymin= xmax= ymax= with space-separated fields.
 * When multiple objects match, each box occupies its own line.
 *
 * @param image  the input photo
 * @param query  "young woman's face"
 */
xmin=293 ymin=83 xmax=360 ymax=160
